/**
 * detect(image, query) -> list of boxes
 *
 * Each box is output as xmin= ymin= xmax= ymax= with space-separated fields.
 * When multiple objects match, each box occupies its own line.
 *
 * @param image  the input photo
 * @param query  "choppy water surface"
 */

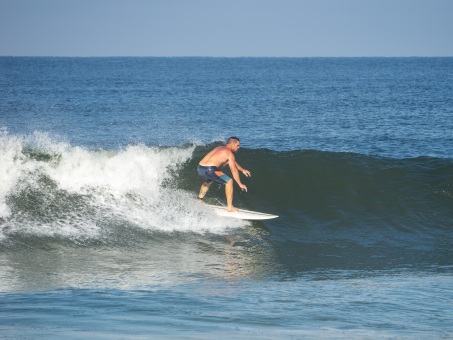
xmin=1 ymin=57 xmax=452 ymax=338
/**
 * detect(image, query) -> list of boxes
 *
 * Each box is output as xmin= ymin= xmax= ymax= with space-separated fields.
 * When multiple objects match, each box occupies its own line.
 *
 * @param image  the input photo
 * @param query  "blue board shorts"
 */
xmin=197 ymin=165 xmax=231 ymax=184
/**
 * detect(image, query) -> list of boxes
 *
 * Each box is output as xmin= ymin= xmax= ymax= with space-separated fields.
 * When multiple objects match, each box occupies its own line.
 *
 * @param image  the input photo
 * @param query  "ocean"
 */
xmin=1 ymin=57 xmax=452 ymax=338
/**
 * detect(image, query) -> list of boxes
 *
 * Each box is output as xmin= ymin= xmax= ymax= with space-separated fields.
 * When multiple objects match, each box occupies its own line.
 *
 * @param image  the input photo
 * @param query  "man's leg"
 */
xmin=225 ymin=179 xmax=238 ymax=212
xmin=198 ymin=181 xmax=212 ymax=200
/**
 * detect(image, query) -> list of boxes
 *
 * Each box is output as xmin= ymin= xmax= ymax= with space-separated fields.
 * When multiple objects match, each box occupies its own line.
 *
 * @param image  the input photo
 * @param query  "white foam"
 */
xmin=0 ymin=129 xmax=247 ymax=241
xmin=0 ymin=129 xmax=68 ymax=218
xmin=0 ymin=129 xmax=27 ymax=218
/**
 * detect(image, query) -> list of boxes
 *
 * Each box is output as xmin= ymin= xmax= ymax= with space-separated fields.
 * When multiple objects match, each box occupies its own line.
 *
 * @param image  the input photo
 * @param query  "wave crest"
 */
xmin=0 ymin=131 xmax=246 ymax=242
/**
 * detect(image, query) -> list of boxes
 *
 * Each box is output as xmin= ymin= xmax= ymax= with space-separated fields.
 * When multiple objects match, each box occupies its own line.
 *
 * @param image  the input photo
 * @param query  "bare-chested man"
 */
xmin=197 ymin=137 xmax=251 ymax=212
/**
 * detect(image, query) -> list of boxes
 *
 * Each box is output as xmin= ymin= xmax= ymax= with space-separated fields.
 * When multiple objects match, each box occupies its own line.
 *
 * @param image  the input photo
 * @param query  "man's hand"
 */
xmin=239 ymin=183 xmax=248 ymax=192
xmin=242 ymin=169 xmax=251 ymax=177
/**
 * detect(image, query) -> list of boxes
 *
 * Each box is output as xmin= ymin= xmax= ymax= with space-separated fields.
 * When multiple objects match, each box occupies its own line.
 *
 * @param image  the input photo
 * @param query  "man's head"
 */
xmin=227 ymin=136 xmax=241 ymax=152
xmin=227 ymin=136 xmax=240 ymax=144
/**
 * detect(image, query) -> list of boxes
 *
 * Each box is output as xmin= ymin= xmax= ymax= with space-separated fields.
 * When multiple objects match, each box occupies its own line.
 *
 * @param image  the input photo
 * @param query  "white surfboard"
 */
xmin=206 ymin=204 xmax=278 ymax=220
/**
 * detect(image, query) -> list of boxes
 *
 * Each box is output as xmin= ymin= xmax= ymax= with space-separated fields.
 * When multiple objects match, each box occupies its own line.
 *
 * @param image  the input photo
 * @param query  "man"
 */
xmin=197 ymin=137 xmax=251 ymax=212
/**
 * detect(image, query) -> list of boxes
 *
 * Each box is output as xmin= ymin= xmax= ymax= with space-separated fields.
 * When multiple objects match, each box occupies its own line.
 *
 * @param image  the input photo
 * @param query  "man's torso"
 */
xmin=199 ymin=146 xmax=231 ymax=168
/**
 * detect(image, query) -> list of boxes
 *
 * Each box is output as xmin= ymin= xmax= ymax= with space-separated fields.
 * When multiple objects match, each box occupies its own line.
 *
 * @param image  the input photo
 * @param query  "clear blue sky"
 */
xmin=1 ymin=0 xmax=452 ymax=57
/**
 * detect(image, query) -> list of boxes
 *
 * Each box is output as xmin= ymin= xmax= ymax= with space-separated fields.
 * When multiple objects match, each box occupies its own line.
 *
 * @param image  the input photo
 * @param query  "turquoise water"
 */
xmin=1 ymin=57 xmax=453 ymax=338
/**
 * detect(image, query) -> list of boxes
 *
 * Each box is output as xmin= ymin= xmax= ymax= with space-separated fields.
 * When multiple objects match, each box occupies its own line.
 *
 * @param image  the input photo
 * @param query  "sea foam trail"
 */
xmin=0 ymin=130 xmax=246 ymax=242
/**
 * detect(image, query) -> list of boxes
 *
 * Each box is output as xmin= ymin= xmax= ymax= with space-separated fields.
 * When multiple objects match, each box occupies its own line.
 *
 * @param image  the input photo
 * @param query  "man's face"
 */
xmin=233 ymin=141 xmax=240 ymax=153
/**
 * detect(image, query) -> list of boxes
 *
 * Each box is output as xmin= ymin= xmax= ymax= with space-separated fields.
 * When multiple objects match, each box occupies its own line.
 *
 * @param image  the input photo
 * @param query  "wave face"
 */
xmin=179 ymin=144 xmax=453 ymax=273
xmin=229 ymin=147 xmax=453 ymax=239
xmin=1 ymin=132 xmax=452 ymax=273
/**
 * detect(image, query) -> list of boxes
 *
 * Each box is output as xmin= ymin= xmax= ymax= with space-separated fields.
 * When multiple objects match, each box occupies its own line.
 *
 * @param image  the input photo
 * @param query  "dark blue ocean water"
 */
xmin=1 ymin=57 xmax=453 ymax=338
xmin=2 ymin=57 xmax=453 ymax=157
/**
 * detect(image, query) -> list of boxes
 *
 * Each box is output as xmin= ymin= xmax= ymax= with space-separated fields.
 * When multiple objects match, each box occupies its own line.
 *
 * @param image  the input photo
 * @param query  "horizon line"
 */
xmin=1 ymin=55 xmax=452 ymax=58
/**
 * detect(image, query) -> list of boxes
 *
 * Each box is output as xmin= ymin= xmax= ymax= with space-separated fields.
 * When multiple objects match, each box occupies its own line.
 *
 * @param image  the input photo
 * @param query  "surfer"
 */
xmin=197 ymin=137 xmax=251 ymax=212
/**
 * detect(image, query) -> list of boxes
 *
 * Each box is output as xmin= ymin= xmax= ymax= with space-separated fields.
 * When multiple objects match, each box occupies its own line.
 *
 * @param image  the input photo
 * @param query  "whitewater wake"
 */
xmin=0 ymin=129 xmax=246 ymax=242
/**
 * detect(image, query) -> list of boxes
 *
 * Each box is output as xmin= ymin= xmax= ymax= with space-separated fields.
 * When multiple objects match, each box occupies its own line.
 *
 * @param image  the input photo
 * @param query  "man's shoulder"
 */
xmin=214 ymin=146 xmax=230 ymax=154
xmin=214 ymin=146 xmax=234 ymax=160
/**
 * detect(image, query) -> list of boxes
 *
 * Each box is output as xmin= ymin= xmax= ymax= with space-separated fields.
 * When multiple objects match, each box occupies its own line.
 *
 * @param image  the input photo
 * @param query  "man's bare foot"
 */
xmin=227 ymin=206 xmax=239 ymax=212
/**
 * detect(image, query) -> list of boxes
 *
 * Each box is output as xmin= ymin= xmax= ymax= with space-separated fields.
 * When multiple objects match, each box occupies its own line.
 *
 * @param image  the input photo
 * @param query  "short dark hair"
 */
xmin=227 ymin=136 xmax=240 ymax=144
